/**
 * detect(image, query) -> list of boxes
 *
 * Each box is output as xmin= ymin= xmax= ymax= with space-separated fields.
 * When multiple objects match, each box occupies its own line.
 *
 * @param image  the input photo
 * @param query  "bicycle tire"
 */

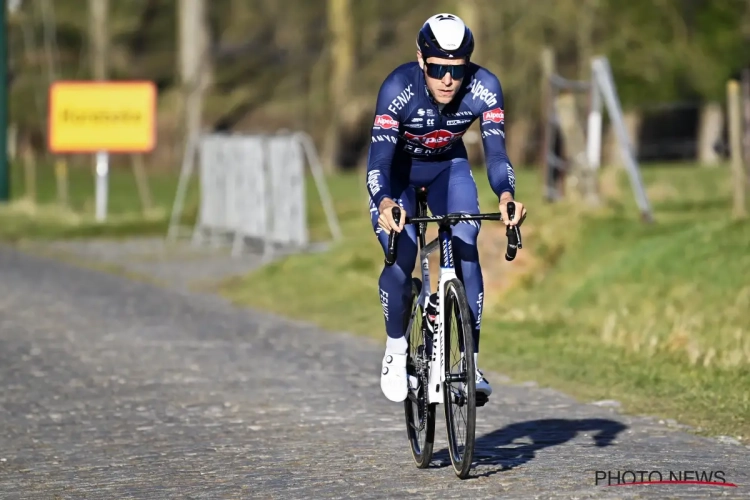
xmin=442 ymin=278 xmax=476 ymax=479
xmin=403 ymin=277 xmax=435 ymax=468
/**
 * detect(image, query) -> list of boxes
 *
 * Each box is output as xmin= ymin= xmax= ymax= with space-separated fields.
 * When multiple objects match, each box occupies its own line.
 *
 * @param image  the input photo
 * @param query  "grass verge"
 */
xmin=219 ymin=163 xmax=750 ymax=442
xmin=0 ymin=159 xmax=347 ymax=243
xmin=0 ymin=160 xmax=197 ymax=241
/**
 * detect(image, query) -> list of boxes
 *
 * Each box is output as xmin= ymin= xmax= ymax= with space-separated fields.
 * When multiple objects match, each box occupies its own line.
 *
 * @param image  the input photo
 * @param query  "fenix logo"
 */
xmin=467 ymin=78 xmax=498 ymax=108
xmin=387 ymin=84 xmax=415 ymax=115
xmin=379 ymin=288 xmax=389 ymax=320
xmin=402 ymin=143 xmax=455 ymax=155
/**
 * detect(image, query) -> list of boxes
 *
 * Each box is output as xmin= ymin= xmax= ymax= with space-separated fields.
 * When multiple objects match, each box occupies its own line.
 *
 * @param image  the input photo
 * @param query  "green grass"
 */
xmin=0 ymin=158 xmax=351 ymax=243
xmin=219 ymin=162 xmax=750 ymax=442
xmin=0 ymin=159 xmax=198 ymax=241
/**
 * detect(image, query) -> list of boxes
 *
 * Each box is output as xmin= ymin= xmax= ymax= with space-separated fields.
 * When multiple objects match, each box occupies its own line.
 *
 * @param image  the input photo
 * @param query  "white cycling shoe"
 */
xmin=475 ymin=368 xmax=493 ymax=398
xmin=380 ymin=352 xmax=408 ymax=402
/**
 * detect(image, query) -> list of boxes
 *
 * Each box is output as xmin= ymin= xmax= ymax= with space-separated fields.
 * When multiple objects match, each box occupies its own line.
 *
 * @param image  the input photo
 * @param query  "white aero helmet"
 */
xmin=416 ymin=13 xmax=475 ymax=61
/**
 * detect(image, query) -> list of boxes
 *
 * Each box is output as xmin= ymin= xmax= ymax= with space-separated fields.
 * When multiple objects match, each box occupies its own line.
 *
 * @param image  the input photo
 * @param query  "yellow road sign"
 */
xmin=48 ymin=81 xmax=157 ymax=153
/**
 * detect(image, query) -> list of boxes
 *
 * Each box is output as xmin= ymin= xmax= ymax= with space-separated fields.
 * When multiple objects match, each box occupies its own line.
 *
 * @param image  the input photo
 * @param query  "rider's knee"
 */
xmin=380 ymin=261 xmax=414 ymax=288
xmin=452 ymin=222 xmax=480 ymax=262
xmin=396 ymin=241 xmax=418 ymax=274
xmin=452 ymin=220 xmax=479 ymax=244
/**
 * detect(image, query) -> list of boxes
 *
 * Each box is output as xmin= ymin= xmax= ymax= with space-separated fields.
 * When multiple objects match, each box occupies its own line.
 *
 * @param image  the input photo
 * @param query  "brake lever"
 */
xmin=384 ymin=207 xmax=401 ymax=266
xmin=504 ymin=201 xmax=523 ymax=261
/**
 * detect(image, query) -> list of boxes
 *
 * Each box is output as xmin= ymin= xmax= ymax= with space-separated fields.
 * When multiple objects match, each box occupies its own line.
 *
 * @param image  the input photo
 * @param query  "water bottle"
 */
xmin=423 ymin=292 xmax=439 ymax=336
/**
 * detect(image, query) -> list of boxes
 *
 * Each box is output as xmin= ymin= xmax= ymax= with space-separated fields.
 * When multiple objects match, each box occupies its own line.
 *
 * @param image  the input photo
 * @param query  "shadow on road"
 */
xmin=432 ymin=418 xmax=628 ymax=478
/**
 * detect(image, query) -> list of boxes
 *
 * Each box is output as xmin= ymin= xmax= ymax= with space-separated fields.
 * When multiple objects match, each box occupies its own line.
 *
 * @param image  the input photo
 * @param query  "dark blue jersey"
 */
xmin=366 ymin=61 xmax=516 ymax=209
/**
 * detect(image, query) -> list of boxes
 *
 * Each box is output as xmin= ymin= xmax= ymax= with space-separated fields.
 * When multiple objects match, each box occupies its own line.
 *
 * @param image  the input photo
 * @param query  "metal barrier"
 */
xmin=543 ymin=56 xmax=653 ymax=223
xmin=168 ymin=131 xmax=342 ymax=260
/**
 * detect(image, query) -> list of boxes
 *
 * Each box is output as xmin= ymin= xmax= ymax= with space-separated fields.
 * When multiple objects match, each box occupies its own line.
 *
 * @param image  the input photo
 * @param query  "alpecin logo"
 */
xmin=403 ymin=129 xmax=465 ymax=149
xmin=482 ymin=108 xmax=504 ymax=124
xmin=373 ymin=114 xmax=399 ymax=129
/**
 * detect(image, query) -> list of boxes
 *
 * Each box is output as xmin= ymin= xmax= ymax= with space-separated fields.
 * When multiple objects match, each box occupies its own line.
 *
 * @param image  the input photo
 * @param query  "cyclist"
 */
xmin=367 ymin=13 xmax=527 ymax=403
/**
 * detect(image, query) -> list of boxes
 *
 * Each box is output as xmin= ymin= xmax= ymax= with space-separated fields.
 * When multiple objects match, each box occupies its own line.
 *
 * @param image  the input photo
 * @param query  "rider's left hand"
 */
xmin=498 ymin=193 xmax=526 ymax=227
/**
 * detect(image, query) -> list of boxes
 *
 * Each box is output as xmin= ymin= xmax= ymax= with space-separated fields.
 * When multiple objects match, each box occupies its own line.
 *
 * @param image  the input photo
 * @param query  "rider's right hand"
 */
xmin=378 ymin=198 xmax=406 ymax=233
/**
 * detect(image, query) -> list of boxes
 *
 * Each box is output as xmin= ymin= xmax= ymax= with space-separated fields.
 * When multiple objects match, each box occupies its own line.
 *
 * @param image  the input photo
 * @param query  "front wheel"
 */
xmin=442 ymin=278 xmax=476 ymax=479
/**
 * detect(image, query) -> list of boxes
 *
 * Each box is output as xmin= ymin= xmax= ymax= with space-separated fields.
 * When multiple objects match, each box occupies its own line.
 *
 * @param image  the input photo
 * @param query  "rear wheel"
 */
xmin=403 ymin=277 xmax=435 ymax=468
xmin=442 ymin=278 xmax=476 ymax=479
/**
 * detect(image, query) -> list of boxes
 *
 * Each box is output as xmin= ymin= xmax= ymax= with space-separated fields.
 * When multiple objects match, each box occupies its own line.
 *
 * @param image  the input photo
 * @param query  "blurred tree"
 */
xmin=3 ymin=0 xmax=748 ymax=170
xmin=322 ymin=0 xmax=354 ymax=173
xmin=177 ymin=0 xmax=209 ymax=166
xmin=456 ymin=0 xmax=484 ymax=166
xmin=88 ymin=0 xmax=107 ymax=80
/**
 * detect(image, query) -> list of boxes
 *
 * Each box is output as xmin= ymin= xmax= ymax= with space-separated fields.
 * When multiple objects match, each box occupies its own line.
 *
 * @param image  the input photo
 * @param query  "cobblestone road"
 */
xmin=0 ymin=244 xmax=748 ymax=499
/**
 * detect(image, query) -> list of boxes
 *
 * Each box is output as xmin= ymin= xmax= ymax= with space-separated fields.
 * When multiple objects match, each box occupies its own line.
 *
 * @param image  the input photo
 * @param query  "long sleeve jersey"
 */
xmin=366 ymin=61 xmax=516 ymax=209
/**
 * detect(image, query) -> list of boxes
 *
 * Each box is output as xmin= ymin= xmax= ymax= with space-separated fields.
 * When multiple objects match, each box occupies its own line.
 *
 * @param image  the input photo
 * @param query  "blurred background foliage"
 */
xmin=5 ymin=0 xmax=750 ymax=171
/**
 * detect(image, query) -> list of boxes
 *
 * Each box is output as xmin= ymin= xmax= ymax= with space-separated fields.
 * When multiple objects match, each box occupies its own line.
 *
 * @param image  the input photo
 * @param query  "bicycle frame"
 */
xmin=405 ymin=216 xmax=457 ymax=406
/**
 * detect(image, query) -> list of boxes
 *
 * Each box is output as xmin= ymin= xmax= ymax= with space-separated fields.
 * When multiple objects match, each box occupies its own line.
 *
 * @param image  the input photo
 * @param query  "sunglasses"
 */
xmin=424 ymin=62 xmax=467 ymax=80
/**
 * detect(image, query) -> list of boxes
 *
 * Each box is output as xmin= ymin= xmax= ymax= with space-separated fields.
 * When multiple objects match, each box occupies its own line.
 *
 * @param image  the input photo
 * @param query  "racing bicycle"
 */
xmin=384 ymin=187 xmax=522 ymax=479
